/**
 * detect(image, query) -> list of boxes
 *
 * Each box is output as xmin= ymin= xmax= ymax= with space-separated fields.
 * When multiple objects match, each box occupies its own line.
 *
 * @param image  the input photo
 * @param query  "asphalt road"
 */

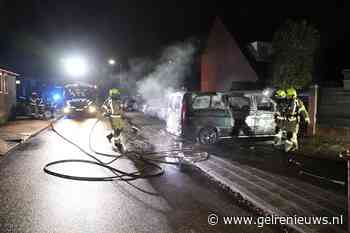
xmin=0 ymin=117 xmax=276 ymax=233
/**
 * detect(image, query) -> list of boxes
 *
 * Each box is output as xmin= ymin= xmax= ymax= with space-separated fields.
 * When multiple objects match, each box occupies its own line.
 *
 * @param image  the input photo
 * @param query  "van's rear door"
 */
xmin=253 ymin=95 xmax=277 ymax=135
xmin=225 ymin=94 xmax=255 ymax=136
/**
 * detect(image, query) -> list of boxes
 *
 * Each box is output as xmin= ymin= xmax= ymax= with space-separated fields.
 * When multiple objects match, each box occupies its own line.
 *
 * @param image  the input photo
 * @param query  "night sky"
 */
xmin=0 ymin=0 xmax=349 ymax=84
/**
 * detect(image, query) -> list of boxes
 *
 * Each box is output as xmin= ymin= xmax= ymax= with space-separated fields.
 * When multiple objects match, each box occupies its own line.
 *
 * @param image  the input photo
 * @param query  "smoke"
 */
xmin=108 ymin=58 xmax=155 ymax=96
xmin=136 ymin=41 xmax=196 ymax=119
xmin=103 ymin=40 xmax=197 ymax=120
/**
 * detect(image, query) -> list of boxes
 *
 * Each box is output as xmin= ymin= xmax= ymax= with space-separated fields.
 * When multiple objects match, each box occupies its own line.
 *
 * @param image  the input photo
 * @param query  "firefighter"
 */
xmin=284 ymin=88 xmax=310 ymax=152
xmin=29 ymin=92 xmax=43 ymax=117
xmin=273 ymin=89 xmax=288 ymax=146
xmin=232 ymin=101 xmax=252 ymax=137
xmin=103 ymin=88 xmax=125 ymax=144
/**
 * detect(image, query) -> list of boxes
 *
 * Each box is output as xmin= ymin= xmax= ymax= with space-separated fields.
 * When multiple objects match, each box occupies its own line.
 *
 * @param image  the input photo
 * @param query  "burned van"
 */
xmin=166 ymin=91 xmax=233 ymax=144
xmin=166 ymin=91 xmax=277 ymax=144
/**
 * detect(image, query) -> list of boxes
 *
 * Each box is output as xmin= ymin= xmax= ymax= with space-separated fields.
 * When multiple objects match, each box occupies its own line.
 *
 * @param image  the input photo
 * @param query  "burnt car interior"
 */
xmin=191 ymin=93 xmax=227 ymax=110
xmin=225 ymin=95 xmax=251 ymax=112
xmin=256 ymin=95 xmax=276 ymax=112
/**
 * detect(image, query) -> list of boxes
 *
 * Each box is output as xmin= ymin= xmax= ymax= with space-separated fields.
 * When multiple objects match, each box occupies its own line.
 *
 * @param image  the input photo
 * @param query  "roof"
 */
xmin=0 ymin=68 xmax=19 ymax=77
xmin=206 ymin=18 xmax=259 ymax=86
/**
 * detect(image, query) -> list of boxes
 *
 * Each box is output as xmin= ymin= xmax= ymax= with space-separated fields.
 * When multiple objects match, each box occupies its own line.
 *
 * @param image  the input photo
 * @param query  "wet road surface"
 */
xmin=0 ymin=117 xmax=277 ymax=233
xmin=210 ymin=137 xmax=346 ymax=193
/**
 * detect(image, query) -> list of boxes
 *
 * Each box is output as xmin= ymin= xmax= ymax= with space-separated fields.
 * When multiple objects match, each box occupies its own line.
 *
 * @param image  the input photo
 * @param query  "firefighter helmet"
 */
xmin=275 ymin=89 xmax=286 ymax=98
xmin=109 ymin=88 xmax=120 ymax=99
xmin=286 ymin=87 xmax=297 ymax=98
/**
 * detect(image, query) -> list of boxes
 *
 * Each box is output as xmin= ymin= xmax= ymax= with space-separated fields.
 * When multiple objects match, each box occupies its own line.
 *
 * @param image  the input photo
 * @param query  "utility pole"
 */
xmin=339 ymin=149 xmax=350 ymax=232
xmin=307 ymin=84 xmax=318 ymax=136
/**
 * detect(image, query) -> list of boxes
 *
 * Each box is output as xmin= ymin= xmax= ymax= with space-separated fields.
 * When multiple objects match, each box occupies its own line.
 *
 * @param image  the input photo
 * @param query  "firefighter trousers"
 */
xmin=285 ymin=119 xmax=299 ymax=152
xmin=109 ymin=114 xmax=124 ymax=135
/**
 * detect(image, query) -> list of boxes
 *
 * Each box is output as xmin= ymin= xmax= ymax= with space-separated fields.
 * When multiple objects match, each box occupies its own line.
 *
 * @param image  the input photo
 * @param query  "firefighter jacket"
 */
xmin=103 ymin=97 xmax=123 ymax=116
xmin=286 ymin=98 xmax=310 ymax=124
xmin=30 ymin=97 xmax=43 ymax=106
xmin=103 ymin=97 xmax=124 ymax=130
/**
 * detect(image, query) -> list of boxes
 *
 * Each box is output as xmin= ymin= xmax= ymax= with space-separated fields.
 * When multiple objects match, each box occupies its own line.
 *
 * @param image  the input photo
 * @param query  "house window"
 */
xmin=3 ymin=76 xmax=8 ymax=94
xmin=0 ymin=76 xmax=3 ymax=93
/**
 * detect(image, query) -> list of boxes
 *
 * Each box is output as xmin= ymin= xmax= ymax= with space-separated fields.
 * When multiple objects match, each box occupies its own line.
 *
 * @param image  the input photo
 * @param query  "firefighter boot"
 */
xmin=284 ymin=140 xmax=293 ymax=152
xmin=284 ymin=136 xmax=298 ymax=152
xmin=274 ymin=130 xmax=283 ymax=146
xmin=112 ymin=129 xmax=125 ymax=153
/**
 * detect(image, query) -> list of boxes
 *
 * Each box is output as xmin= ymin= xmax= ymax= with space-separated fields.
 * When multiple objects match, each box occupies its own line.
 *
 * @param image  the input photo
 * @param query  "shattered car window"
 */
xmin=256 ymin=96 xmax=275 ymax=111
xmin=211 ymin=95 xmax=226 ymax=109
xmin=192 ymin=95 xmax=210 ymax=109
xmin=227 ymin=97 xmax=250 ymax=111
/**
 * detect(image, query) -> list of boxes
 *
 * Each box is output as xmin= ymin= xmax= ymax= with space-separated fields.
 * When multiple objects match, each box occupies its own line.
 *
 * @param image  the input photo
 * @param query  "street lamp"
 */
xmin=108 ymin=59 xmax=116 ymax=66
xmin=62 ymin=56 xmax=88 ymax=78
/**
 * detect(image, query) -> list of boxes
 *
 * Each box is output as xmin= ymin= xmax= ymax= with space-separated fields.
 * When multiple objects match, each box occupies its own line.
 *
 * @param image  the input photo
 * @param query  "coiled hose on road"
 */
xmin=43 ymin=117 xmax=208 ymax=182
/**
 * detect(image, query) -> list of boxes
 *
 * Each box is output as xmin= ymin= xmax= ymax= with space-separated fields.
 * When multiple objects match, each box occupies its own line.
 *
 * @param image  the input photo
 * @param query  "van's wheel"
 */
xmin=199 ymin=127 xmax=218 ymax=145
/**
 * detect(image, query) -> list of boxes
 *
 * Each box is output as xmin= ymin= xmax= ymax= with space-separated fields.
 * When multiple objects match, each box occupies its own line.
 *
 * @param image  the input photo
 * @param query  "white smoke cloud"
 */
xmin=108 ymin=57 xmax=155 ymax=95
xmin=136 ymin=41 xmax=196 ymax=119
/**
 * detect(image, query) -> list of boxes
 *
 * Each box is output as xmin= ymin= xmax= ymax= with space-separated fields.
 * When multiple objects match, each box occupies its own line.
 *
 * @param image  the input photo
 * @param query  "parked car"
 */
xmin=14 ymin=96 xmax=56 ymax=119
xmin=165 ymin=90 xmax=277 ymax=144
xmin=15 ymin=96 xmax=32 ymax=117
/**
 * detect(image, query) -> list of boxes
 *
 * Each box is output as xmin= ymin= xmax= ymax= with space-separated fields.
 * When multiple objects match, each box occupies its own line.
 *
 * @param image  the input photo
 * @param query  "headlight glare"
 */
xmin=88 ymin=105 xmax=96 ymax=113
xmin=63 ymin=107 xmax=70 ymax=114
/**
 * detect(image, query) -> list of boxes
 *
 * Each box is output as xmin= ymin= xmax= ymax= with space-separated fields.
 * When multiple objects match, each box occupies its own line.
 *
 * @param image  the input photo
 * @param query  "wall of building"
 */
xmin=317 ymin=88 xmax=350 ymax=127
xmin=0 ymin=74 xmax=16 ymax=123
xmin=201 ymin=18 xmax=258 ymax=92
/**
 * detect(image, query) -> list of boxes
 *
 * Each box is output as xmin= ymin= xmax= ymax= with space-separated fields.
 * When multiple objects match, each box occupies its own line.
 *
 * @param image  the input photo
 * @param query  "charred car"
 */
xmin=62 ymin=83 xmax=98 ymax=118
xmin=165 ymin=91 xmax=277 ymax=144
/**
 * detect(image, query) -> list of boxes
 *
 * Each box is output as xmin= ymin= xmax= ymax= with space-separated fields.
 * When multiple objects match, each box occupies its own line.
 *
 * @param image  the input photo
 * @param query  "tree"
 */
xmin=270 ymin=20 xmax=320 ymax=90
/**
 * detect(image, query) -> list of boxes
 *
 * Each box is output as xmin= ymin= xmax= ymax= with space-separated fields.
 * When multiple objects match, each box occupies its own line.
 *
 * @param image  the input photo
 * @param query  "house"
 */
xmin=0 ymin=68 xmax=19 ymax=124
xmin=201 ymin=17 xmax=271 ymax=91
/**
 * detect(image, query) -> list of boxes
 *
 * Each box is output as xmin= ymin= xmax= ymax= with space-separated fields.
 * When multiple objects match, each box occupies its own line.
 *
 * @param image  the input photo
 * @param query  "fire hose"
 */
xmin=43 ymin=117 xmax=208 ymax=183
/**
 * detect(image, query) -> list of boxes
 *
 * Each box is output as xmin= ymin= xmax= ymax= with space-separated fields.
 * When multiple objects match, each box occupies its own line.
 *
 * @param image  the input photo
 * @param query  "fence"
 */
xmin=317 ymin=88 xmax=350 ymax=127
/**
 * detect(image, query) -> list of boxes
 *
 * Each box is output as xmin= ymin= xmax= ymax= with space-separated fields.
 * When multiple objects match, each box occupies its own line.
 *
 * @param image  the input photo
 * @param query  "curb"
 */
xmin=2 ymin=115 xmax=64 ymax=156
xmin=191 ymin=161 xmax=304 ymax=233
